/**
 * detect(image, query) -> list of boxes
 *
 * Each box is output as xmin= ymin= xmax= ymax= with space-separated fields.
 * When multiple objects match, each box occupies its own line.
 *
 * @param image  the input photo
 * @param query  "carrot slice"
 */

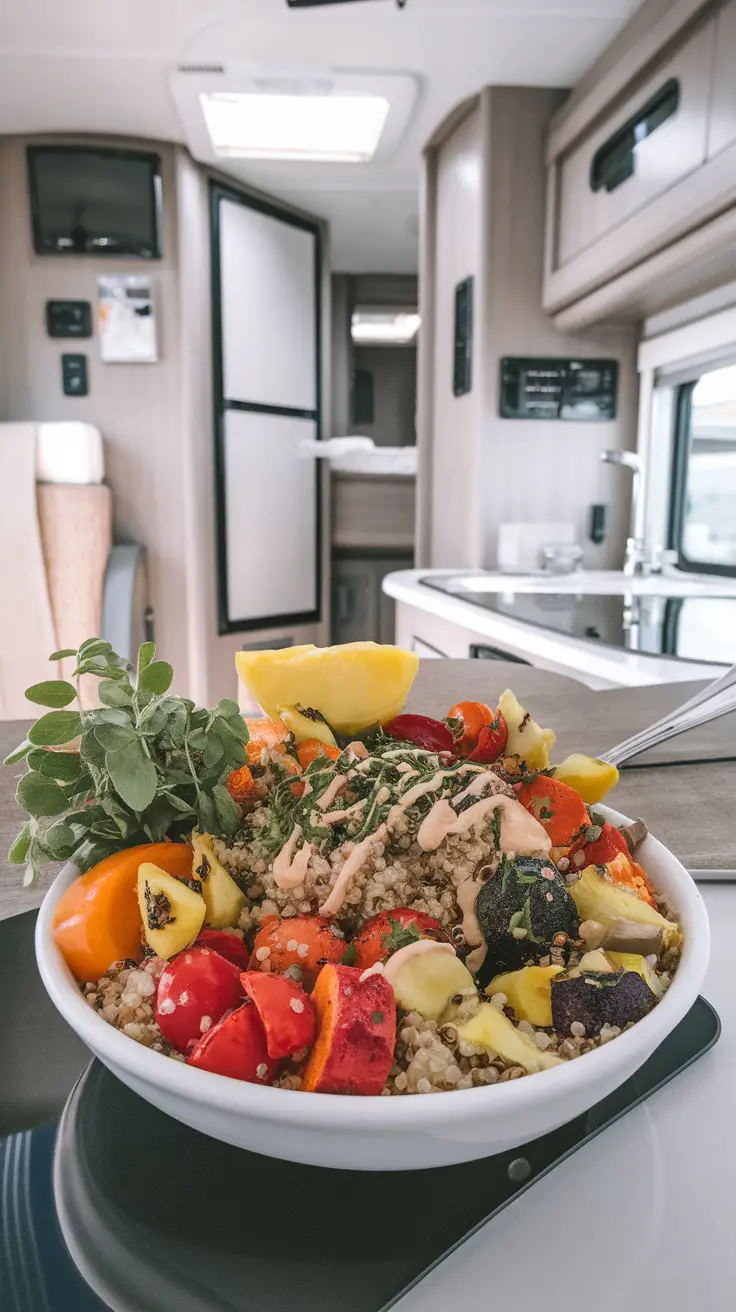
xmin=517 ymin=776 xmax=589 ymax=846
xmin=53 ymin=842 xmax=192 ymax=983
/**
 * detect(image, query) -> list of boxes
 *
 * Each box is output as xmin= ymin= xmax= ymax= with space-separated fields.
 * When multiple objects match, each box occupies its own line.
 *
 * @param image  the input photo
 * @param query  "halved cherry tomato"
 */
xmin=296 ymin=739 xmax=342 ymax=770
xmin=196 ymin=929 xmax=251 ymax=971
xmin=517 ymin=776 xmax=589 ymax=846
xmin=187 ymin=1000 xmax=277 ymax=1084
xmin=446 ymin=701 xmax=494 ymax=755
xmin=351 ymin=908 xmax=449 ymax=972
xmin=467 ymin=713 xmax=509 ymax=764
xmin=226 ymin=765 xmax=257 ymax=806
xmin=569 ymin=820 xmax=629 ymax=869
xmin=250 ymin=915 xmax=346 ymax=990
xmin=155 ymin=945 xmax=244 ymax=1054
xmin=384 ymin=714 xmax=455 ymax=754
xmin=241 ymin=971 xmax=316 ymax=1058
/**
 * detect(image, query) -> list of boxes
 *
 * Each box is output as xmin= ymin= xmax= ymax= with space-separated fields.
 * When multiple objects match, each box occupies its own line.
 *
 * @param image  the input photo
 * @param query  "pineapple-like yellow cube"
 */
xmin=498 ymin=689 xmax=556 ymax=770
xmin=553 ymin=753 xmax=619 ymax=804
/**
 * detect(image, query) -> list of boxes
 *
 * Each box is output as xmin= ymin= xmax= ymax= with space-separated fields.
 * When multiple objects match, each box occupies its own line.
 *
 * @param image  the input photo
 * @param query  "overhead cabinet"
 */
xmin=544 ymin=3 xmax=736 ymax=320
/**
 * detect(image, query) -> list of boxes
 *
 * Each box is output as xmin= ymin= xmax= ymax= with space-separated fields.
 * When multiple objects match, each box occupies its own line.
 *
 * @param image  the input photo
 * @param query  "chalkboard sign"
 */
xmin=500 ymin=357 xmax=618 ymax=420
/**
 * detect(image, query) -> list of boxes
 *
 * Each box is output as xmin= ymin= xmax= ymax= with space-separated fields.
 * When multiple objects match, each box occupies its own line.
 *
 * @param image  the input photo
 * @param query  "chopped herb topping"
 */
xmin=341 ymin=944 xmax=358 ymax=967
xmin=195 ymin=855 xmax=210 ymax=881
xmin=372 ymin=1011 xmax=384 ymax=1025
xmin=381 ymin=917 xmax=424 ymax=955
xmin=144 ymin=886 xmax=174 ymax=931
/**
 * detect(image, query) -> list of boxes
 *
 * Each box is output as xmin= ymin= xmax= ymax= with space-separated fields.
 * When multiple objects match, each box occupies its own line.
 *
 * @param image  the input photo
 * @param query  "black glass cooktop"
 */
xmin=0 ymin=911 xmax=722 ymax=1312
xmin=422 ymin=578 xmax=736 ymax=666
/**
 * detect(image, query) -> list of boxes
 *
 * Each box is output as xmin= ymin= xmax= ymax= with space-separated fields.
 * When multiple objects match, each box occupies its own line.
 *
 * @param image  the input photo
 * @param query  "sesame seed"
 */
xmin=256 ymin=1063 xmax=269 ymax=1080
xmin=289 ymin=997 xmax=305 ymax=1014
xmin=296 ymin=943 xmax=309 ymax=958
xmin=287 ymin=939 xmax=298 ymax=952
xmin=178 ymin=990 xmax=190 ymax=1005
xmin=158 ymin=998 xmax=176 ymax=1015
xmin=255 ymin=946 xmax=271 ymax=962
xmin=185 ymin=954 xmax=192 ymax=964
xmin=200 ymin=1015 xmax=212 ymax=1033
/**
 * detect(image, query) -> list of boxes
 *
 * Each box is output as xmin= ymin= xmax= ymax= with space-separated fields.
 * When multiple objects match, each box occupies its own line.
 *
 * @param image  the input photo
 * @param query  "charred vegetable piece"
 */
xmin=156 ymin=945 xmax=244 ymax=1053
xmin=250 ymin=915 xmax=346 ymax=990
xmin=466 ymin=714 xmax=509 ymax=764
xmin=241 ymin=971 xmax=316 ymax=1059
xmin=137 ymin=864 xmax=206 ymax=959
xmin=445 ymin=701 xmax=496 ymax=756
xmin=517 ymin=776 xmax=589 ymax=847
xmin=485 ymin=964 xmax=563 ymax=1028
xmin=187 ymin=999 xmax=277 ymax=1084
xmin=498 ymin=690 xmax=555 ymax=770
xmin=459 ymin=1004 xmax=562 ymax=1073
xmin=302 ymin=964 xmax=396 ymax=1095
xmin=191 ymin=832 xmax=247 ymax=930
xmin=384 ymin=714 xmax=455 ymax=754
xmin=351 ymin=908 xmax=449 ymax=971
xmin=475 ymin=856 xmax=580 ymax=975
xmin=607 ymin=952 xmax=663 ymax=998
xmin=551 ymin=968 xmax=658 ymax=1037
xmin=383 ymin=943 xmax=475 ymax=1022
xmin=571 ymin=864 xmax=679 ymax=947
xmin=196 ymin=929 xmax=251 ymax=971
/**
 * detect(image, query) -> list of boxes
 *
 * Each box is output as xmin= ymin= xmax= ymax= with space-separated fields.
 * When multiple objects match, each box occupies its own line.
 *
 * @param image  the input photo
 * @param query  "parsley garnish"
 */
xmin=381 ymin=917 xmax=424 ymax=954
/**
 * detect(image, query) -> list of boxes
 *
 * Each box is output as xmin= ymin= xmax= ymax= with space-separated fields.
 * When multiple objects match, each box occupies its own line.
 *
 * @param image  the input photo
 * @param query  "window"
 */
xmin=670 ymin=364 xmax=736 ymax=574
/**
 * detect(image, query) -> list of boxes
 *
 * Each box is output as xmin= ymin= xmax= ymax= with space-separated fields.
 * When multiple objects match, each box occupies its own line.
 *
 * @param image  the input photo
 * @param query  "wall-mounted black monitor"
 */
xmin=27 ymin=146 xmax=163 ymax=258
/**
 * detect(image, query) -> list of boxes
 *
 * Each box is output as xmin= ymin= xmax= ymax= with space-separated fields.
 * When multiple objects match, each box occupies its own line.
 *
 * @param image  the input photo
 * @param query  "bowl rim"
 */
xmin=35 ymin=805 xmax=710 ymax=1130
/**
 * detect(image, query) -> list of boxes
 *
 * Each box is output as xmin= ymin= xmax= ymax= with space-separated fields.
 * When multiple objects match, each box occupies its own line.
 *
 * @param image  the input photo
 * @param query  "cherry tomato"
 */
xmin=467 ymin=713 xmax=508 ymax=763
xmin=196 ymin=929 xmax=251 ymax=971
xmin=250 ymin=915 xmax=346 ymax=990
xmin=384 ymin=714 xmax=455 ymax=754
xmin=296 ymin=740 xmax=342 ymax=770
xmin=155 ymin=946 xmax=244 ymax=1054
xmin=226 ymin=765 xmax=257 ymax=806
xmin=187 ymin=1000 xmax=277 ymax=1084
xmin=241 ymin=971 xmax=316 ymax=1059
xmin=445 ymin=701 xmax=494 ymax=755
xmin=351 ymin=908 xmax=449 ymax=971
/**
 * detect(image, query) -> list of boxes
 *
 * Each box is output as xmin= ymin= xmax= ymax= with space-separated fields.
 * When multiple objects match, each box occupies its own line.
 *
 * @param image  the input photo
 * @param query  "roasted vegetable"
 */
xmin=445 ymin=701 xmax=496 ymax=756
xmin=486 ymin=964 xmax=564 ymax=1028
xmin=571 ymin=864 xmax=679 ymax=946
xmin=191 ymin=832 xmax=247 ymax=930
xmin=156 ymin=944 xmax=244 ymax=1053
xmin=296 ymin=739 xmax=341 ymax=769
xmin=498 ymin=690 xmax=555 ymax=770
xmin=385 ymin=714 xmax=455 ymax=754
xmin=302 ymin=964 xmax=396 ymax=1095
xmin=351 ymin=908 xmax=449 ymax=971
xmin=552 ymin=754 xmax=619 ymax=805
xmin=602 ymin=918 xmax=665 ymax=956
xmin=607 ymin=952 xmax=663 ymax=997
xmin=137 ymin=863 xmax=206 ymax=959
xmin=195 ymin=929 xmax=251 ymax=971
xmin=475 ymin=856 xmax=580 ymax=974
xmin=52 ymin=842 xmax=192 ymax=983
xmin=187 ymin=1000 xmax=277 ymax=1084
xmin=517 ymin=776 xmax=589 ymax=846
xmin=551 ymin=968 xmax=658 ymax=1036
xmin=249 ymin=915 xmax=346 ymax=990
xmin=241 ymin=971 xmax=316 ymax=1059
xmin=459 ymin=1004 xmax=562 ymax=1073
xmin=383 ymin=943 xmax=475 ymax=1022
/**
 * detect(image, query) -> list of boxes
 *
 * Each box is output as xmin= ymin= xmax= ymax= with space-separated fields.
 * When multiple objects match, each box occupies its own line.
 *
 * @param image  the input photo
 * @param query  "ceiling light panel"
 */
xmin=170 ymin=66 xmax=419 ymax=172
xmin=352 ymin=311 xmax=420 ymax=344
xmin=200 ymin=91 xmax=390 ymax=162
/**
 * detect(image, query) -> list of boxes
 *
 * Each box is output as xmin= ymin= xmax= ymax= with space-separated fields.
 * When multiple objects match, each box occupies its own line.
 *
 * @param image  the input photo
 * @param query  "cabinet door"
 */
xmin=708 ymin=0 xmax=736 ymax=158
xmin=556 ymin=17 xmax=714 ymax=268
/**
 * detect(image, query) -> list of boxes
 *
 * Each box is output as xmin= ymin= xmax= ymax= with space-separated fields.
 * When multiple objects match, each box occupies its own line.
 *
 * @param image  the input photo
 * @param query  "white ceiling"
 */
xmin=0 ymin=0 xmax=642 ymax=272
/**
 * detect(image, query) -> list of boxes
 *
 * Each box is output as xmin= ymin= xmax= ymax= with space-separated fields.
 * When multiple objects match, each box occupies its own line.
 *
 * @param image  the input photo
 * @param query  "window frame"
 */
xmin=669 ymin=378 xmax=736 ymax=578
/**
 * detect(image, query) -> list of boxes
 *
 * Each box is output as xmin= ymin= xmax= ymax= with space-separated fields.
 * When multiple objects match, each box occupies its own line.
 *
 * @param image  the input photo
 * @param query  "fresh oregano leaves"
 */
xmin=16 ymin=772 xmax=69 ymax=817
xmin=138 ymin=661 xmax=174 ymax=695
xmin=25 ymin=680 xmax=78 ymax=709
xmin=105 ymin=740 xmax=158 ymax=812
xmin=28 ymin=710 xmax=82 ymax=747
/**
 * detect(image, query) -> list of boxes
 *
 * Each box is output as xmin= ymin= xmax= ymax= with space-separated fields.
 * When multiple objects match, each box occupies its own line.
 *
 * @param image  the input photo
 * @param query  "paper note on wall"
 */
xmin=98 ymin=275 xmax=158 ymax=363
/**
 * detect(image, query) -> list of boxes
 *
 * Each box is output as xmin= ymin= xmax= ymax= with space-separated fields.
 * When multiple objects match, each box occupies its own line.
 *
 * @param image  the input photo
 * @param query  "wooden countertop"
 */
xmin=2 ymin=663 xmax=734 ymax=920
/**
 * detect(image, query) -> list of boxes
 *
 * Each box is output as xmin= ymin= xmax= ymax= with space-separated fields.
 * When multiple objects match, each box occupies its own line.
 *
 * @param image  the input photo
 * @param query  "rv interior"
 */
xmin=2 ymin=3 xmax=736 ymax=1309
xmin=1 ymin=0 xmax=735 ymax=711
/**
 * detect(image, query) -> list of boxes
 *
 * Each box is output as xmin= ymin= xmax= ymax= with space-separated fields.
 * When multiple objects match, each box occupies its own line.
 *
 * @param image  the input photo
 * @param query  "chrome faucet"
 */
xmin=600 ymin=449 xmax=650 ymax=576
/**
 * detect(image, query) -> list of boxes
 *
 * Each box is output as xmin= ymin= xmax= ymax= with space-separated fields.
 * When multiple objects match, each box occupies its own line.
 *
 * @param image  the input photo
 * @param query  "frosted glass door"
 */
xmin=212 ymin=184 xmax=321 ymax=632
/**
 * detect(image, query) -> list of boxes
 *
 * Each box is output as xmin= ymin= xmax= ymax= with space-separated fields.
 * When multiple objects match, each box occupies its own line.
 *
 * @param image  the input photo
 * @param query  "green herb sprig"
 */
xmin=5 ymin=638 xmax=249 ymax=886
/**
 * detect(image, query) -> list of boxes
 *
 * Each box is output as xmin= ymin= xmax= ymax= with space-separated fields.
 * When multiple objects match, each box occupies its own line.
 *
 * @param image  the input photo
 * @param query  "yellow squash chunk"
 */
xmin=386 ymin=945 xmax=475 ymax=1022
xmin=137 ymin=864 xmax=205 ymax=959
xmin=486 ymin=965 xmax=563 ymax=1028
xmin=279 ymin=705 xmax=338 ymax=748
xmin=192 ymin=832 xmax=247 ymax=929
xmin=498 ymin=689 xmax=556 ymax=770
xmin=553 ymin=753 xmax=620 ymax=805
xmin=607 ymin=951 xmax=663 ymax=997
xmin=235 ymin=642 xmax=420 ymax=736
xmin=572 ymin=864 xmax=680 ymax=947
xmin=459 ymin=1004 xmax=562 ymax=1073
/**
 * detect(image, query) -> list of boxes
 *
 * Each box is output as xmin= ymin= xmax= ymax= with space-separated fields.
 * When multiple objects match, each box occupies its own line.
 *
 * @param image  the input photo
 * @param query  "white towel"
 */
xmin=0 ymin=423 xmax=58 ymax=718
xmin=36 ymin=422 xmax=105 ymax=485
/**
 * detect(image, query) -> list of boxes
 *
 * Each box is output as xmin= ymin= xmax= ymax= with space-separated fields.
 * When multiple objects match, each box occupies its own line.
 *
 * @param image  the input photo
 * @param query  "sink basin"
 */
xmin=435 ymin=570 xmax=736 ymax=599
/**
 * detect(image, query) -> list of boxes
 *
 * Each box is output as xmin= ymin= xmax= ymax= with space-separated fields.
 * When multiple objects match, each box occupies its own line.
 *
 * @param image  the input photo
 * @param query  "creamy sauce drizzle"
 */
xmin=452 ymin=770 xmax=507 ymax=807
xmin=319 ymin=825 xmax=387 ymax=917
xmin=385 ymin=771 xmax=446 ymax=828
xmin=321 ymin=799 xmax=368 ymax=826
xmin=417 ymin=794 xmax=550 ymax=856
xmin=272 ymin=826 xmax=315 ymax=890
xmin=316 ymin=774 xmax=348 ymax=811
xmin=455 ymin=877 xmax=484 ymax=947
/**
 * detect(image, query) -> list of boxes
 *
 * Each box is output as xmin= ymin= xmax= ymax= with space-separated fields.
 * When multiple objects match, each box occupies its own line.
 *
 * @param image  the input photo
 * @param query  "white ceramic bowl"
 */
xmin=35 ymin=806 xmax=710 ymax=1171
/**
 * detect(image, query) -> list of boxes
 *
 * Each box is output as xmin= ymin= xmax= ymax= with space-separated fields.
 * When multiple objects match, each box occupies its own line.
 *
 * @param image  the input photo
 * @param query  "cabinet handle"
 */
xmin=335 ymin=582 xmax=354 ymax=624
xmin=590 ymin=78 xmax=680 ymax=194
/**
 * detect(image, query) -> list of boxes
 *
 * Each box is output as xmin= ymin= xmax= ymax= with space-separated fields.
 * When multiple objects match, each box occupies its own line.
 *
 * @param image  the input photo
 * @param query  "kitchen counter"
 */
xmin=384 ymin=569 xmax=736 ymax=688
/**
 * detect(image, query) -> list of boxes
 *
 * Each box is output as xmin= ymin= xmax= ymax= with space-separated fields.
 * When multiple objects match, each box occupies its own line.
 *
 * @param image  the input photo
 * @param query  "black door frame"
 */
xmin=210 ymin=180 xmax=323 ymax=634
